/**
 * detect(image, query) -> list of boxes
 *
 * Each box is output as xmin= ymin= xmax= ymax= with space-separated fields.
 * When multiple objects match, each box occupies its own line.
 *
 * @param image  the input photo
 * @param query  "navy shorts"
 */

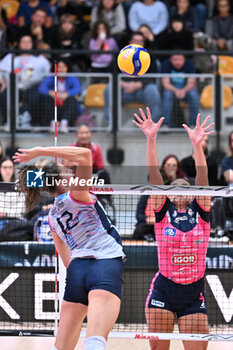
xmin=146 ymin=273 xmax=207 ymax=318
xmin=64 ymin=257 xmax=124 ymax=305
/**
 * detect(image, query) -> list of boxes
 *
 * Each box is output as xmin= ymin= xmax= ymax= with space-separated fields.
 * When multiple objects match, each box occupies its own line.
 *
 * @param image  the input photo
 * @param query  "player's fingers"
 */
xmin=146 ymin=106 xmax=152 ymax=120
xmin=201 ymin=115 xmax=210 ymax=127
xmin=196 ymin=113 xmax=200 ymax=126
xmin=157 ymin=117 xmax=165 ymax=128
xmin=182 ymin=123 xmax=190 ymax=132
xmin=132 ymin=120 xmax=142 ymax=128
xmin=206 ymin=130 xmax=215 ymax=135
xmin=13 ymin=152 xmax=23 ymax=157
xmin=139 ymin=108 xmax=146 ymax=120
xmin=17 ymin=148 xmax=26 ymax=153
xmin=204 ymin=122 xmax=215 ymax=131
xmin=134 ymin=113 xmax=143 ymax=124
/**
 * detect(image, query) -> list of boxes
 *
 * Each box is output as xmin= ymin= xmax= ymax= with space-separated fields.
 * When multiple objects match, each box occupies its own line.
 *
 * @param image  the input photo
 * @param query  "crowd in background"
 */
xmin=0 ymin=0 xmax=232 ymax=129
xmin=0 ymin=0 xmax=232 ymax=53
xmin=0 ymin=0 xmax=233 ymax=241
xmin=0 ymin=126 xmax=233 ymax=242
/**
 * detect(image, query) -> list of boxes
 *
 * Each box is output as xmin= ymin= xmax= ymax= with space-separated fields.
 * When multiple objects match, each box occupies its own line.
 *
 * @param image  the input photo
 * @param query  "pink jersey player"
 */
xmin=133 ymin=107 xmax=214 ymax=350
xmin=154 ymin=196 xmax=210 ymax=284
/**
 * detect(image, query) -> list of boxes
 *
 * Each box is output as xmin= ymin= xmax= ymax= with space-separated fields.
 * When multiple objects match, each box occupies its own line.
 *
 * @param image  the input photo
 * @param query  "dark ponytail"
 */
xmin=18 ymin=162 xmax=62 ymax=212
xmin=18 ymin=165 xmax=42 ymax=212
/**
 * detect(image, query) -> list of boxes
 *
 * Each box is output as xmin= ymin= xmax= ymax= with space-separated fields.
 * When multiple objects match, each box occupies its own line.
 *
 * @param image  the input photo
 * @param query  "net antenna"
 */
xmin=54 ymin=61 xmax=58 ymax=336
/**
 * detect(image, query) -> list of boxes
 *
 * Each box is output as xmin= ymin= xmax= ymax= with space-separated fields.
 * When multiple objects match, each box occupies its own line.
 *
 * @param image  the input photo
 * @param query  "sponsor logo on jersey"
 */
xmin=200 ymin=302 xmax=206 ymax=309
xmin=151 ymin=299 xmax=165 ymax=308
xmin=172 ymin=210 xmax=177 ymax=218
xmin=199 ymin=292 xmax=206 ymax=309
xmin=174 ymin=216 xmax=188 ymax=223
xmin=188 ymin=208 xmax=194 ymax=216
xmin=51 ymin=201 xmax=65 ymax=215
xmin=172 ymin=254 xmax=197 ymax=265
xmin=189 ymin=218 xmax=196 ymax=224
xmin=164 ymin=227 xmax=176 ymax=237
xmin=194 ymin=239 xmax=205 ymax=244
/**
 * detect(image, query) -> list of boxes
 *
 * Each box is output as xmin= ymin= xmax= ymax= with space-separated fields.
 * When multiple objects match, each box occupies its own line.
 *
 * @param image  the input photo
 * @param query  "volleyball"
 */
xmin=117 ymin=44 xmax=151 ymax=76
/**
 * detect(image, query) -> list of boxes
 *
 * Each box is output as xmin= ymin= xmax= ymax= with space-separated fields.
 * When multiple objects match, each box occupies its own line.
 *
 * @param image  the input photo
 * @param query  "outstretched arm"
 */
xmin=133 ymin=107 xmax=165 ymax=210
xmin=13 ymin=146 xmax=92 ymax=167
xmin=183 ymin=114 xmax=215 ymax=209
xmin=183 ymin=114 xmax=214 ymax=186
xmin=133 ymin=107 xmax=164 ymax=185
xmin=13 ymin=147 xmax=93 ymax=201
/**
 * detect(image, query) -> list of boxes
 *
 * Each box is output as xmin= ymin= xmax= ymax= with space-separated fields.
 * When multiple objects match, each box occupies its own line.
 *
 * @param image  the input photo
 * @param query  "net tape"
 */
xmin=3 ymin=182 xmax=233 ymax=197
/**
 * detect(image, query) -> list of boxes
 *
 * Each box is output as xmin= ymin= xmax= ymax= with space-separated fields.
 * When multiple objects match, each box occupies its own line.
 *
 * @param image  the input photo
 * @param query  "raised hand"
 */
xmin=12 ymin=147 xmax=40 ymax=163
xmin=132 ymin=107 xmax=164 ymax=139
xmin=182 ymin=114 xmax=215 ymax=147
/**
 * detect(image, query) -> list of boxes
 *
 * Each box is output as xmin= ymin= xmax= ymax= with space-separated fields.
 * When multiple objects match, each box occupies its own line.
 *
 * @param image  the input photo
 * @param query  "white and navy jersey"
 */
xmin=48 ymin=192 xmax=125 ymax=261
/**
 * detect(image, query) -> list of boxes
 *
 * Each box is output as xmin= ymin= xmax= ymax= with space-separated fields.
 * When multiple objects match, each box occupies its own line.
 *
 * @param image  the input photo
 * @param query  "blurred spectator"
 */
xmin=128 ymin=0 xmax=168 ymax=35
xmin=161 ymin=53 xmax=199 ymax=127
xmin=90 ymin=0 xmax=126 ymax=45
xmin=159 ymin=15 xmax=194 ymax=51
xmin=0 ymin=156 xmax=15 ymax=182
xmin=38 ymin=59 xmax=82 ymax=132
xmin=160 ymin=154 xmax=186 ymax=184
xmin=57 ymin=0 xmax=91 ymax=30
xmin=170 ymin=0 xmax=199 ymax=33
xmin=105 ymin=32 xmax=161 ymax=124
xmin=213 ymin=0 xmax=233 ymax=16
xmin=133 ymin=195 xmax=155 ymax=242
xmin=17 ymin=0 xmax=53 ymax=28
xmin=50 ymin=13 xmax=87 ymax=71
xmin=89 ymin=20 xmax=118 ymax=72
xmin=18 ymin=7 xmax=51 ymax=50
xmin=181 ymin=134 xmax=219 ymax=185
xmin=0 ymin=34 xmax=51 ymax=128
xmin=221 ymin=130 xmax=233 ymax=185
xmin=169 ymin=0 xmax=207 ymax=31
xmin=68 ymin=123 xmax=114 ymax=211
xmin=212 ymin=0 xmax=233 ymax=51
xmin=138 ymin=24 xmax=159 ymax=50
xmin=69 ymin=124 xmax=105 ymax=172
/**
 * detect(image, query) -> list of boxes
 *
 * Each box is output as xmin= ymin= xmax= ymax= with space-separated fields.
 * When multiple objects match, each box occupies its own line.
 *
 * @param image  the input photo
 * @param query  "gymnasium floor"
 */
xmin=1 ymin=337 xmax=233 ymax=350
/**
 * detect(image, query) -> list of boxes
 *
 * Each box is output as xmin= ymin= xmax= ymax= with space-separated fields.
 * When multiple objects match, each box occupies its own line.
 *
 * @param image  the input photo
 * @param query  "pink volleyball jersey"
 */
xmin=154 ymin=196 xmax=210 ymax=284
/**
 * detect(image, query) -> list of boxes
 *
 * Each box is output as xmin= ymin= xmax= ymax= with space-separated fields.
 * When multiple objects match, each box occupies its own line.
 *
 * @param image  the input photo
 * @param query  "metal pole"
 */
xmin=214 ymin=56 xmax=221 ymax=163
xmin=10 ymin=55 xmax=16 ymax=154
